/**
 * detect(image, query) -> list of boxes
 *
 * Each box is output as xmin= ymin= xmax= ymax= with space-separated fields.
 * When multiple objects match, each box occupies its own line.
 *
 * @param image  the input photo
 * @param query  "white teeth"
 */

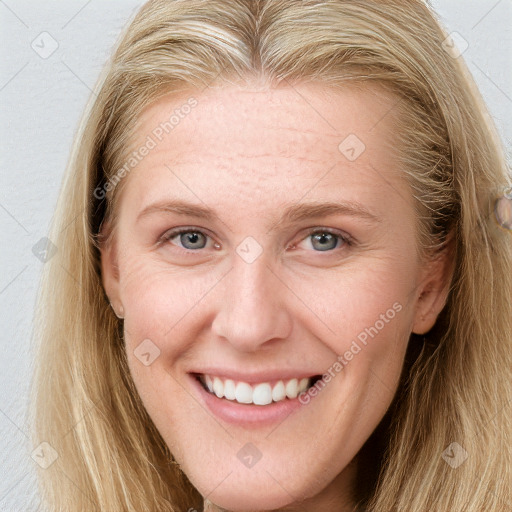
xmin=298 ymin=377 xmax=309 ymax=393
xmin=224 ymin=379 xmax=236 ymax=400
xmin=235 ymin=382 xmax=253 ymax=404
xmin=285 ymin=378 xmax=299 ymax=399
xmin=200 ymin=375 xmax=312 ymax=405
xmin=252 ymin=383 xmax=273 ymax=405
xmin=272 ymin=380 xmax=286 ymax=402
xmin=205 ymin=375 xmax=213 ymax=393
xmin=213 ymin=377 xmax=223 ymax=398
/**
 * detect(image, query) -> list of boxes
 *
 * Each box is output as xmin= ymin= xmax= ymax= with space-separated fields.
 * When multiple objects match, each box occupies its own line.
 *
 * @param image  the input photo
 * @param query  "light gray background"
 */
xmin=1 ymin=1 xmax=511 ymax=510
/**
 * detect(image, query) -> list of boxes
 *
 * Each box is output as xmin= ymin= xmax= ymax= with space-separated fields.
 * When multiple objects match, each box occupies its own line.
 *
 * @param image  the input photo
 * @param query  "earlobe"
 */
xmin=412 ymin=283 xmax=450 ymax=335
xmin=109 ymin=302 xmax=124 ymax=319
xmin=412 ymin=235 xmax=455 ymax=335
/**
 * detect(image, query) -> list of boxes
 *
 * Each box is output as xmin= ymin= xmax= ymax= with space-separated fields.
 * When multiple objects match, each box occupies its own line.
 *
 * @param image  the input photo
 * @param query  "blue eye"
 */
xmin=294 ymin=229 xmax=352 ymax=252
xmin=310 ymin=232 xmax=339 ymax=251
xmin=162 ymin=229 xmax=210 ymax=250
xmin=178 ymin=231 xmax=207 ymax=249
xmin=159 ymin=227 xmax=352 ymax=254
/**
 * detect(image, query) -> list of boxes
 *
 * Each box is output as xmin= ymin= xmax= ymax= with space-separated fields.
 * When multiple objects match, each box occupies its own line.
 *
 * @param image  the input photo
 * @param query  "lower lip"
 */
xmin=189 ymin=374 xmax=313 ymax=427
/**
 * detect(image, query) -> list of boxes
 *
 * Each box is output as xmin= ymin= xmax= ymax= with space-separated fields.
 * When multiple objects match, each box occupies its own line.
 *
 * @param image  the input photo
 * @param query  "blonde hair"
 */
xmin=30 ymin=0 xmax=512 ymax=510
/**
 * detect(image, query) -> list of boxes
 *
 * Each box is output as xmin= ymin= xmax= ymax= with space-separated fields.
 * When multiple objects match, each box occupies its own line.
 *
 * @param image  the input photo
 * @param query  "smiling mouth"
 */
xmin=195 ymin=374 xmax=322 ymax=406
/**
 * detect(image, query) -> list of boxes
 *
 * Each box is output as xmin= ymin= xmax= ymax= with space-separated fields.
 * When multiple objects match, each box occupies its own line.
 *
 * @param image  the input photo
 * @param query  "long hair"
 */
xmin=30 ymin=1 xmax=512 ymax=510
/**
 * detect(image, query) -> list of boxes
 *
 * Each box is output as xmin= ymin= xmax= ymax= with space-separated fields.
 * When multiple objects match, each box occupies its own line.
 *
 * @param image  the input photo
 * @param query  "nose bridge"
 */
xmin=211 ymin=254 xmax=292 ymax=351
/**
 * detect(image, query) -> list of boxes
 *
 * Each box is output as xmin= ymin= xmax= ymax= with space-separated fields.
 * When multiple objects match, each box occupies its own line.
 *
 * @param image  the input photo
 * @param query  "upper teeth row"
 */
xmin=201 ymin=375 xmax=311 ymax=405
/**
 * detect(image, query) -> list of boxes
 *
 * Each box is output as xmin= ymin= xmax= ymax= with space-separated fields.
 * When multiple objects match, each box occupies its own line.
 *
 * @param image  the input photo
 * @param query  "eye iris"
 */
xmin=311 ymin=232 xmax=338 ymax=251
xmin=180 ymin=232 xmax=206 ymax=249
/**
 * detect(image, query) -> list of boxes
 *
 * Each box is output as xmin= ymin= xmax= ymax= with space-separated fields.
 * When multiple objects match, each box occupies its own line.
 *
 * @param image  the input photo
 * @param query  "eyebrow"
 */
xmin=136 ymin=198 xmax=382 ymax=227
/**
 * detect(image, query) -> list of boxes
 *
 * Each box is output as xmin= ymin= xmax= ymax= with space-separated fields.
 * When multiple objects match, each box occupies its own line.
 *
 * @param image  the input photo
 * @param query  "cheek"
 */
xmin=118 ymin=251 xmax=225 ymax=347
xmin=290 ymin=258 xmax=417 ymax=402
xmin=116 ymin=255 xmax=208 ymax=426
xmin=292 ymin=257 xmax=416 ymax=345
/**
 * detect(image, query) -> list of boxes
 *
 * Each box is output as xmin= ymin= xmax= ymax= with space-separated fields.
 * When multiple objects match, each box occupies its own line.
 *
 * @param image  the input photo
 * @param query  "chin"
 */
xmin=188 ymin=461 xmax=327 ymax=512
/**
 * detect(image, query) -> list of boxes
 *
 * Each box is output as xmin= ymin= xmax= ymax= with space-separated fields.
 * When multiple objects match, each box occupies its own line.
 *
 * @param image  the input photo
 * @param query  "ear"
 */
xmin=412 ymin=233 xmax=455 ymax=335
xmin=98 ymin=219 xmax=123 ymax=317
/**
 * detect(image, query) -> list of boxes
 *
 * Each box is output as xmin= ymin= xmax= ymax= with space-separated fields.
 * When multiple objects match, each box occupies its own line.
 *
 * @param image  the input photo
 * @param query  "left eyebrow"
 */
xmin=278 ymin=200 xmax=382 ymax=225
xmin=136 ymin=198 xmax=382 ymax=227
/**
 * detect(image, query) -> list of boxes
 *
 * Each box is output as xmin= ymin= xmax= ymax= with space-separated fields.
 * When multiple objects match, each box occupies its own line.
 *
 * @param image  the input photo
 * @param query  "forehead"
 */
xmin=117 ymin=82 xmax=409 ymax=221
xmin=133 ymin=81 xmax=398 ymax=155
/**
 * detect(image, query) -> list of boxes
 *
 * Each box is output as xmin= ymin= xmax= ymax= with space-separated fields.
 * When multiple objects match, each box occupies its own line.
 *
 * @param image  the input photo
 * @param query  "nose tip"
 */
xmin=211 ymin=260 xmax=293 ymax=352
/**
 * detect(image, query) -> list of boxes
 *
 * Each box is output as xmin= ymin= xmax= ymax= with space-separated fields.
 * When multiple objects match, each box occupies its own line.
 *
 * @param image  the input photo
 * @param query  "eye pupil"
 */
xmin=311 ymin=232 xmax=338 ymax=251
xmin=180 ymin=232 xmax=206 ymax=249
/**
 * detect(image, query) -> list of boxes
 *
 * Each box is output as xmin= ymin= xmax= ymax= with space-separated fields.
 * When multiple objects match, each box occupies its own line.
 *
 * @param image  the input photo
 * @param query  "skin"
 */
xmin=100 ymin=82 xmax=453 ymax=511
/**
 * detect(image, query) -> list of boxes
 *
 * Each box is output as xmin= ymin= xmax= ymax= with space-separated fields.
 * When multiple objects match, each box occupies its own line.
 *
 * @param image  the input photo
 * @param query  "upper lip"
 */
xmin=190 ymin=368 xmax=321 ymax=384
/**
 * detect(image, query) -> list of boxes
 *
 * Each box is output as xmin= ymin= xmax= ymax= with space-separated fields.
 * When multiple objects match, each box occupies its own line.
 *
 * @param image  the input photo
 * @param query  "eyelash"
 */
xmin=158 ymin=227 xmax=354 ymax=253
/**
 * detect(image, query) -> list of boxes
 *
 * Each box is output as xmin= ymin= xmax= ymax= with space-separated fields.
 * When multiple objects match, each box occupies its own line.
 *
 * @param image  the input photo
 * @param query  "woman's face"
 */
xmin=101 ymin=83 xmax=450 ymax=510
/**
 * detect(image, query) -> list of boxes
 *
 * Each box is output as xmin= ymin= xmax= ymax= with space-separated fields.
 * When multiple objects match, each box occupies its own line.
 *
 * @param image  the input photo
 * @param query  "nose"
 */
xmin=211 ymin=256 xmax=293 ymax=352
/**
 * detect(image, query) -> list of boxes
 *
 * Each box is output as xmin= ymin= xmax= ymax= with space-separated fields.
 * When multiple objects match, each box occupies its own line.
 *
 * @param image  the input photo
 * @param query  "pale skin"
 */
xmin=100 ymin=82 xmax=453 ymax=511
